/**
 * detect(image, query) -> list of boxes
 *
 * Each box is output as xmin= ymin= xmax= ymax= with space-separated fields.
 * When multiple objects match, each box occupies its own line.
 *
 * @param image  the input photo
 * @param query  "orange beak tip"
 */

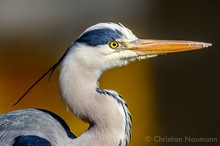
xmin=128 ymin=40 xmax=212 ymax=55
xmin=202 ymin=42 xmax=212 ymax=48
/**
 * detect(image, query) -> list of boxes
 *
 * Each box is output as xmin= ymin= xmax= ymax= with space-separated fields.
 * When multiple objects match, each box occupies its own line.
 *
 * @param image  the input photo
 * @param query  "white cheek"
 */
xmin=101 ymin=50 xmax=137 ymax=69
xmin=136 ymin=55 xmax=157 ymax=60
xmin=117 ymin=50 xmax=137 ymax=59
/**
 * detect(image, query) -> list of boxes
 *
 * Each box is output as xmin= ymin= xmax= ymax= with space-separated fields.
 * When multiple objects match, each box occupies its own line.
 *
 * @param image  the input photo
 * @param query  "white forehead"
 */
xmin=80 ymin=22 xmax=138 ymax=41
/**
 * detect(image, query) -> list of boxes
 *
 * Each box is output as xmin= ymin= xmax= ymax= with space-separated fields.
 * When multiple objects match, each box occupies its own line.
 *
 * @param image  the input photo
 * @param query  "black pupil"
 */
xmin=113 ymin=43 xmax=116 ymax=46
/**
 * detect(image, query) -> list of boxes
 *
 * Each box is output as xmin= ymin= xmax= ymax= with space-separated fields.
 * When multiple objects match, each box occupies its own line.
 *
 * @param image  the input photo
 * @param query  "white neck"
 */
xmin=59 ymin=46 xmax=131 ymax=146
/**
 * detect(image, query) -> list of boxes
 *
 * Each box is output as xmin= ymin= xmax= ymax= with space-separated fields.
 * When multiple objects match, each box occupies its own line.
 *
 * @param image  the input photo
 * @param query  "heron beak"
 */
xmin=126 ymin=39 xmax=212 ymax=56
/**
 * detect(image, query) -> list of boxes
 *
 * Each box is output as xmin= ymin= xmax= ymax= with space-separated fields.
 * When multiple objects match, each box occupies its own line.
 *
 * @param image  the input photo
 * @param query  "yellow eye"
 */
xmin=109 ymin=41 xmax=119 ymax=49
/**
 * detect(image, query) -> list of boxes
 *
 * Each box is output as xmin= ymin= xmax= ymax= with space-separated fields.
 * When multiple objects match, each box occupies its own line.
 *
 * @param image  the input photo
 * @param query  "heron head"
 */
xmin=12 ymin=22 xmax=212 ymax=106
xmin=67 ymin=22 xmax=211 ymax=72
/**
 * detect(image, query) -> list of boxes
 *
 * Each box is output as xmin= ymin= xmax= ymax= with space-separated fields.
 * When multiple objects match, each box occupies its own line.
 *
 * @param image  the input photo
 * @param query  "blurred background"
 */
xmin=0 ymin=0 xmax=219 ymax=146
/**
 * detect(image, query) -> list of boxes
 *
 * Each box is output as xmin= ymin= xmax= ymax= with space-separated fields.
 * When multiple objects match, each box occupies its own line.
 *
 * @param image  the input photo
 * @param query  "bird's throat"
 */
xmin=59 ymin=53 xmax=130 ymax=146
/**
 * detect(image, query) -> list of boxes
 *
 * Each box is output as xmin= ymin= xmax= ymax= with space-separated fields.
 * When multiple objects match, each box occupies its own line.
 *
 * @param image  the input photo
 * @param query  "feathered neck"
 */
xmin=59 ymin=46 xmax=132 ymax=146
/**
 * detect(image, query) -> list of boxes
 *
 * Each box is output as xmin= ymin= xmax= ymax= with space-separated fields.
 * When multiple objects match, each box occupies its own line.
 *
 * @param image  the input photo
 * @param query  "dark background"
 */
xmin=0 ymin=0 xmax=219 ymax=146
xmin=151 ymin=0 xmax=220 ymax=145
xmin=150 ymin=1 xmax=219 ymax=146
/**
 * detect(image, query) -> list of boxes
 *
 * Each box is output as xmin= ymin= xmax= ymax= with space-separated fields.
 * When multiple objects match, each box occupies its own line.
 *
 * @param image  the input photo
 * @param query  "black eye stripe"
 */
xmin=76 ymin=28 xmax=123 ymax=46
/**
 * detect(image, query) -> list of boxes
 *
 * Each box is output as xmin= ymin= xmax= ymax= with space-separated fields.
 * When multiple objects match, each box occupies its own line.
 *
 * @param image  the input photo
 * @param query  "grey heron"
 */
xmin=0 ymin=22 xmax=211 ymax=146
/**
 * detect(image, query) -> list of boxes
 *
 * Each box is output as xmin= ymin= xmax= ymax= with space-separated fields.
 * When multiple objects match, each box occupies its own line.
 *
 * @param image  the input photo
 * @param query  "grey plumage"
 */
xmin=0 ymin=109 xmax=74 ymax=145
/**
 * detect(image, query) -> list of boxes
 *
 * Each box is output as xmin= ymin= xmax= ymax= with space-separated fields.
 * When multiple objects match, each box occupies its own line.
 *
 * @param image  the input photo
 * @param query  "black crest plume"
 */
xmin=12 ymin=46 xmax=71 ymax=106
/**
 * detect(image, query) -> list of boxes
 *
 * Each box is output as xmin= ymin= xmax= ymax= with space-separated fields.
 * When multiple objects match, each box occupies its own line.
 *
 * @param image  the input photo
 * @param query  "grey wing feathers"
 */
xmin=0 ymin=109 xmax=74 ymax=145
